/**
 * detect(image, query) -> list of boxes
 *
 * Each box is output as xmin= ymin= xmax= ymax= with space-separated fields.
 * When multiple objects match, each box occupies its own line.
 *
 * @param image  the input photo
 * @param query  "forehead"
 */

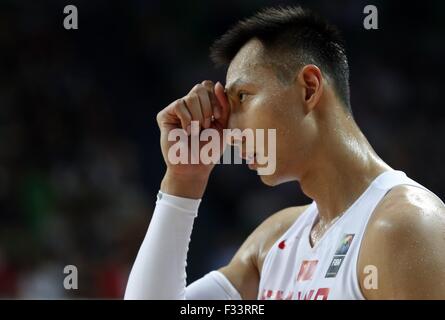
xmin=226 ymin=39 xmax=275 ymax=88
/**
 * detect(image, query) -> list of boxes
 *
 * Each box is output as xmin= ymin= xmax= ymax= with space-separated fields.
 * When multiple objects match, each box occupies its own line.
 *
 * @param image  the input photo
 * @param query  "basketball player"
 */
xmin=124 ymin=6 xmax=445 ymax=300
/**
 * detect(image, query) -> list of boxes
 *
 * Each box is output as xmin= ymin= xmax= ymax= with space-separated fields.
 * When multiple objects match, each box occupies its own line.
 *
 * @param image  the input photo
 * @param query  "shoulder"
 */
xmin=367 ymin=185 xmax=445 ymax=241
xmin=359 ymin=184 xmax=445 ymax=299
xmin=254 ymin=205 xmax=311 ymax=271
xmin=228 ymin=203 xmax=311 ymax=271
xmin=219 ymin=204 xmax=310 ymax=299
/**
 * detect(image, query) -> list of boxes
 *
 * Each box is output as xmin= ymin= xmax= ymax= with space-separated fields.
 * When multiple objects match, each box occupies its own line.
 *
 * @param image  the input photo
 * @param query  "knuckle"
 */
xmin=185 ymin=93 xmax=199 ymax=105
xmin=191 ymin=92 xmax=200 ymax=101
xmin=156 ymin=111 xmax=162 ymax=123
xmin=173 ymin=99 xmax=183 ymax=112
xmin=191 ymin=83 xmax=202 ymax=92
xmin=202 ymin=80 xmax=214 ymax=87
xmin=195 ymin=87 xmax=208 ymax=99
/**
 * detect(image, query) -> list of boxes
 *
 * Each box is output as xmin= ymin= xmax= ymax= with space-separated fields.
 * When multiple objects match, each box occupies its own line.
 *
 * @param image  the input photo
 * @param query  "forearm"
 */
xmin=161 ymin=170 xmax=209 ymax=199
xmin=124 ymin=189 xmax=201 ymax=299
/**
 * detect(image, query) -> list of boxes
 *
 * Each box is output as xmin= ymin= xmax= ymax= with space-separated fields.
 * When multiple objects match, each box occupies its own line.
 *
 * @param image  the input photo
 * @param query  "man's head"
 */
xmin=210 ymin=6 xmax=352 ymax=186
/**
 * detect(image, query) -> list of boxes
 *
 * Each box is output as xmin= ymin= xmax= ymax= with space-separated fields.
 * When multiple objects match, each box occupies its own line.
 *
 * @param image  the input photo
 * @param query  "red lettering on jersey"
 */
xmin=297 ymin=289 xmax=314 ymax=300
xmin=296 ymin=260 xmax=318 ymax=282
xmin=260 ymin=288 xmax=329 ymax=300
xmin=259 ymin=289 xmax=266 ymax=300
xmin=314 ymin=288 xmax=330 ymax=300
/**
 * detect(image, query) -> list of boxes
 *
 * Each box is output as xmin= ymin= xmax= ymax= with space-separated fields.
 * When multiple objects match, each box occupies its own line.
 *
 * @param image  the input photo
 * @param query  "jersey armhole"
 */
xmin=352 ymin=182 xmax=431 ymax=300
xmin=258 ymin=202 xmax=316 ymax=288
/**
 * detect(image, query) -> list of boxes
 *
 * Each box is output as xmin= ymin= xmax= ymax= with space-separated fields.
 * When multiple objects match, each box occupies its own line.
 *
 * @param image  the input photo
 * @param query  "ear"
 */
xmin=296 ymin=64 xmax=323 ymax=114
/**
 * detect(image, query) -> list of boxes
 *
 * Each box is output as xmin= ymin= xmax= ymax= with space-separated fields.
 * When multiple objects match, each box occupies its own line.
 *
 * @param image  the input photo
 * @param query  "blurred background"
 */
xmin=0 ymin=0 xmax=444 ymax=298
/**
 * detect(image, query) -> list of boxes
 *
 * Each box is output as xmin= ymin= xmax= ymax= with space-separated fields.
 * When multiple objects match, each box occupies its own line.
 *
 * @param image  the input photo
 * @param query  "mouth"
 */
xmin=248 ymin=162 xmax=257 ymax=170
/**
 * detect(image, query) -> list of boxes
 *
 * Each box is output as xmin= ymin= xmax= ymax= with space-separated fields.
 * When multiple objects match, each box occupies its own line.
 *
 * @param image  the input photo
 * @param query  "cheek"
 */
xmin=247 ymin=102 xmax=295 ymax=155
xmin=263 ymin=103 xmax=302 ymax=162
xmin=243 ymin=96 xmax=287 ymax=129
xmin=233 ymin=91 xmax=298 ymax=137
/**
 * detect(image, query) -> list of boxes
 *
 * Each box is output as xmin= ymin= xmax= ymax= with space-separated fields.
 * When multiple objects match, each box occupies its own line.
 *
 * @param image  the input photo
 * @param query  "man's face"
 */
xmin=225 ymin=39 xmax=317 ymax=186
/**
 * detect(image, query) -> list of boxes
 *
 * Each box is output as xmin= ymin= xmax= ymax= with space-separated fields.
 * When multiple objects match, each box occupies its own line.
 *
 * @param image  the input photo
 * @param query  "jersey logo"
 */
xmin=325 ymin=233 xmax=355 ymax=278
xmin=296 ymin=260 xmax=318 ymax=282
xmin=278 ymin=240 xmax=286 ymax=250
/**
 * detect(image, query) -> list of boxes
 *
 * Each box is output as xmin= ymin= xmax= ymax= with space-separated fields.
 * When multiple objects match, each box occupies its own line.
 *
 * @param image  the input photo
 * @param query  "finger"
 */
xmin=201 ymin=80 xmax=224 ymax=120
xmin=201 ymin=80 xmax=214 ymax=89
xmin=201 ymin=80 xmax=220 ymax=121
xmin=183 ymin=92 xmax=204 ymax=130
xmin=215 ymin=81 xmax=230 ymax=123
xmin=195 ymin=86 xmax=213 ymax=128
xmin=159 ymin=99 xmax=181 ymax=127
xmin=173 ymin=99 xmax=192 ymax=135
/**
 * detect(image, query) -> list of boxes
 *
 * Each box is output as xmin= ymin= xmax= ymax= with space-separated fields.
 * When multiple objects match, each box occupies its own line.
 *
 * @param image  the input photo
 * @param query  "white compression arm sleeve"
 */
xmin=124 ymin=191 xmax=200 ymax=299
xmin=124 ymin=191 xmax=242 ymax=300
xmin=185 ymin=270 xmax=242 ymax=300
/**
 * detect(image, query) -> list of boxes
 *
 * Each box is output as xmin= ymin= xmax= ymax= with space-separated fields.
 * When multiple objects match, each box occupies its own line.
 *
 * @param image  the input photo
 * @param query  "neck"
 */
xmin=299 ymin=112 xmax=392 ymax=223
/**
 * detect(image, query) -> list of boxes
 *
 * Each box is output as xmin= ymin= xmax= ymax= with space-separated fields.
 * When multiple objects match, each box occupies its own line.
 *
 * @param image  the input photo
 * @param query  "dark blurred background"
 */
xmin=0 ymin=0 xmax=444 ymax=298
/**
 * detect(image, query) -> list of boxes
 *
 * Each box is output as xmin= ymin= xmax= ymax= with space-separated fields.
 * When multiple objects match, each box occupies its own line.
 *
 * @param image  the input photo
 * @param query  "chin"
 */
xmin=258 ymin=170 xmax=293 ymax=187
xmin=259 ymin=174 xmax=277 ymax=186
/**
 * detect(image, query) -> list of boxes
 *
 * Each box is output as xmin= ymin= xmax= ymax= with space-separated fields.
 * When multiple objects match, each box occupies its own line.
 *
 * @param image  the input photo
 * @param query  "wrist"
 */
xmin=157 ymin=190 xmax=201 ymax=213
xmin=161 ymin=170 xmax=209 ymax=199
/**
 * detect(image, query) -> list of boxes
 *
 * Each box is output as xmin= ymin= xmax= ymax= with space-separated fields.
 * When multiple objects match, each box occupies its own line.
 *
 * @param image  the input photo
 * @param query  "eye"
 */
xmin=238 ymin=92 xmax=247 ymax=102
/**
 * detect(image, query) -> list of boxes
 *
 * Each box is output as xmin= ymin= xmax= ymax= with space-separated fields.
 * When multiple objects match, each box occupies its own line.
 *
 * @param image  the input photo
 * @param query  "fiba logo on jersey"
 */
xmin=325 ymin=234 xmax=355 ymax=278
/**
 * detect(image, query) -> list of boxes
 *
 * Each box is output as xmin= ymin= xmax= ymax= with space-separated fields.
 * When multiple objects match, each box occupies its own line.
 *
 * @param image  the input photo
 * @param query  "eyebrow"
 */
xmin=225 ymin=79 xmax=249 ymax=95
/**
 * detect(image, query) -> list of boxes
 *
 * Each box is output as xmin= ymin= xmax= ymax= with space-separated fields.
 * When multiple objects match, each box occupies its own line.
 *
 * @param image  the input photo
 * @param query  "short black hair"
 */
xmin=210 ymin=6 xmax=351 ymax=112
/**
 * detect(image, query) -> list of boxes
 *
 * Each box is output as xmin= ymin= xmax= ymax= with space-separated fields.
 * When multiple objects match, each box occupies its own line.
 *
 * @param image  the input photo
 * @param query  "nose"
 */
xmin=226 ymin=131 xmax=244 ymax=147
xmin=226 ymin=106 xmax=253 ymax=149
xmin=227 ymin=107 xmax=237 ymax=130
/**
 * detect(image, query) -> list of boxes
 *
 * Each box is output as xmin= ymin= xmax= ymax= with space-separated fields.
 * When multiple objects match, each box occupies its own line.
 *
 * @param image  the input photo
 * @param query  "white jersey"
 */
xmin=258 ymin=170 xmax=433 ymax=300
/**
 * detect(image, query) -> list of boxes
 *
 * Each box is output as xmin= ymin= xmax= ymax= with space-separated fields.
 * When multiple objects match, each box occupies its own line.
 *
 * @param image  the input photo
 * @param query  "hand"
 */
xmin=156 ymin=80 xmax=230 ymax=198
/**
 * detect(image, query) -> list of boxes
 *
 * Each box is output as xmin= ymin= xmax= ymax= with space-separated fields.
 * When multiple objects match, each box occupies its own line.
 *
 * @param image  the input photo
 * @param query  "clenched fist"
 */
xmin=156 ymin=80 xmax=230 ymax=198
